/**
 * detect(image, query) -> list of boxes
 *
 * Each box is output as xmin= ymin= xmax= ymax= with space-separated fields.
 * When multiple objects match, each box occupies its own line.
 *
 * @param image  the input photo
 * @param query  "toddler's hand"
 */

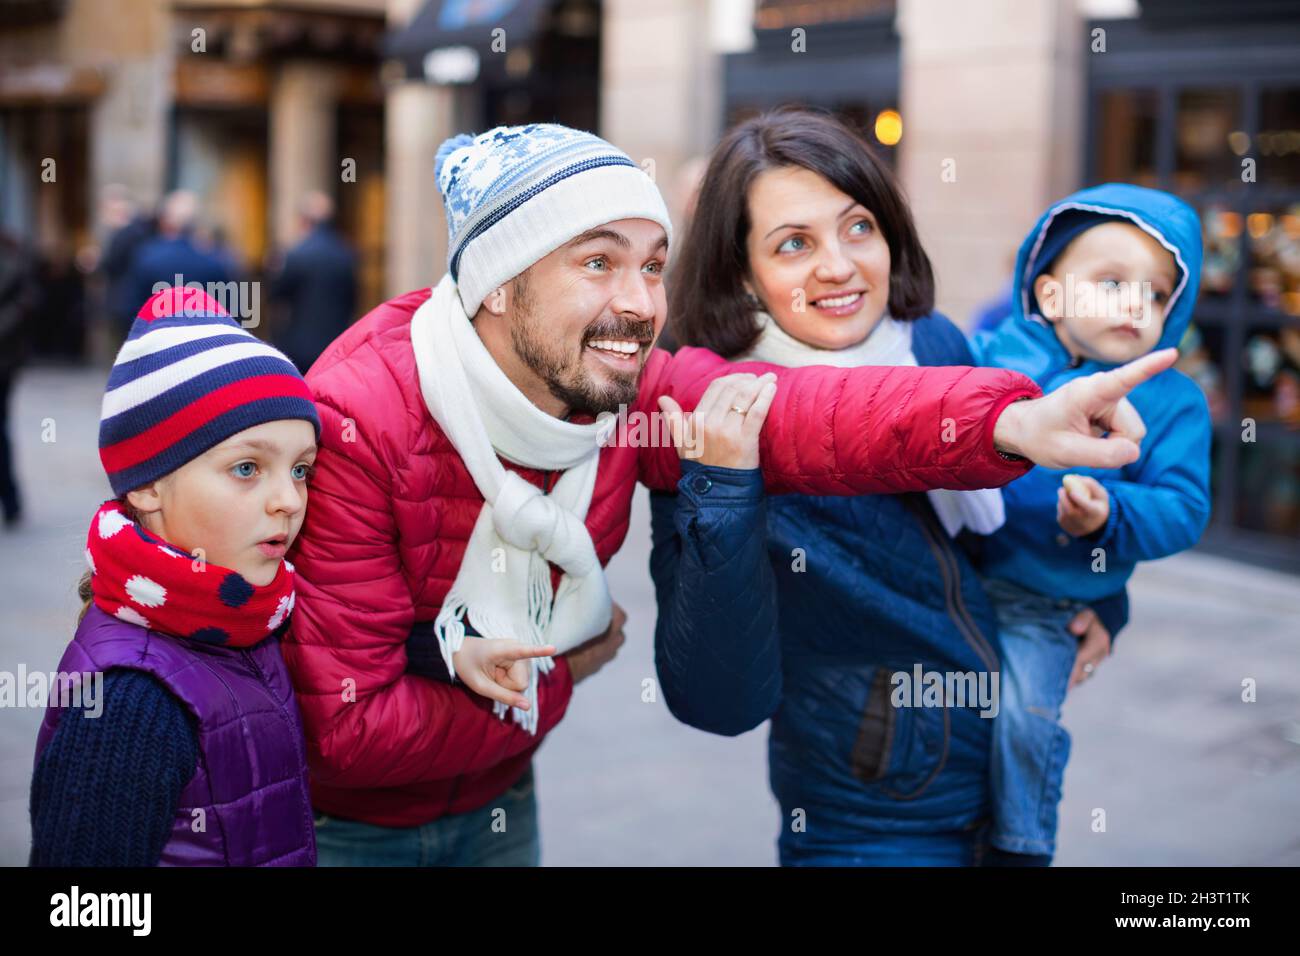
xmin=1057 ymin=474 xmax=1110 ymax=538
xmin=452 ymin=637 xmax=557 ymax=710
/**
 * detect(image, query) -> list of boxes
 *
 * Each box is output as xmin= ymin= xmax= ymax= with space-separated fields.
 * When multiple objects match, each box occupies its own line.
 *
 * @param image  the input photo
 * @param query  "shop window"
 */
xmin=1241 ymin=323 xmax=1300 ymax=428
xmin=1200 ymin=203 xmax=1243 ymax=301
xmin=1258 ymin=87 xmax=1300 ymax=187
xmin=1178 ymin=321 xmax=1232 ymax=425
xmin=1245 ymin=204 xmax=1300 ymax=316
xmin=1235 ymin=439 xmax=1300 ymax=537
xmin=1175 ymin=88 xmax=1242 ymax=193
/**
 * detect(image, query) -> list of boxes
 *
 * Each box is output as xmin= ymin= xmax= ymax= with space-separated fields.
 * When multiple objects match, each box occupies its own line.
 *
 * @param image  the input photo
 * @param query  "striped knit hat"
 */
xmin=434 ymin=123 xmax=672 ymax=314
xmin=99 ymin=286 xmax=321 ymax=496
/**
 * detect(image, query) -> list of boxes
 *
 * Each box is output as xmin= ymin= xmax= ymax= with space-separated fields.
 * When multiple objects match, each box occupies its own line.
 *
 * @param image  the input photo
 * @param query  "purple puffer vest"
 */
xmin=33 ymin=604 xmax=317 ymax=866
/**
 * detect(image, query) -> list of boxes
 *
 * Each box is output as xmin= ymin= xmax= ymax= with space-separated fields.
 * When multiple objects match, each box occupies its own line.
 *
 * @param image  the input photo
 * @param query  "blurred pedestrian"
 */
xmin=97 ymin=184 xmax=156 ymax=346
xmin=0 ymin=230 xmax=37 ymax=529
xmin=269 ymin=191 xmax=357 ymax=374
xmin=125 ymin=190 xmax=232 ymax=318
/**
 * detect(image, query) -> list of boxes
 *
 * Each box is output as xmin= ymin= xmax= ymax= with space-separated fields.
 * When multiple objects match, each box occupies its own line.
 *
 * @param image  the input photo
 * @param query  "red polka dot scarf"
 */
xmin=85 ymin=499 xmax=297 ymax=647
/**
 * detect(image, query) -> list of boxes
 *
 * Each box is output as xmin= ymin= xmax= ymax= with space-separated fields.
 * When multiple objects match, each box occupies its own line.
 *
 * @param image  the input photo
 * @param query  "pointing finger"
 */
xmin=495 ymin=643 xmax=557 ymax=662
xmin=1090 ymin=348 xmax=1178 ymax=404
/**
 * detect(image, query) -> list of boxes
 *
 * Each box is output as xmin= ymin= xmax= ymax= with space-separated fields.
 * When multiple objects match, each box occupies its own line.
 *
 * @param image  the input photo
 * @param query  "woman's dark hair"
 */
xmin=668 ymin=106 xmax=935 ymax=358
xmin=76 ymin=496 xmax=139 ymax=624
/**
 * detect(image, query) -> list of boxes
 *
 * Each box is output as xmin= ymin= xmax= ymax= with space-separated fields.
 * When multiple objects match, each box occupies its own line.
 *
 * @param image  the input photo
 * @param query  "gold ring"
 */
xmin=729 ymin=404 xmax=747 ymax=414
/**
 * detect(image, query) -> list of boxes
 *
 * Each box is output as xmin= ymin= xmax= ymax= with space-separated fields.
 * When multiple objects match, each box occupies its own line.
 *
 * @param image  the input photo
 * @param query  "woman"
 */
xmin=649 ymin=108 xmax=1126 ymax=866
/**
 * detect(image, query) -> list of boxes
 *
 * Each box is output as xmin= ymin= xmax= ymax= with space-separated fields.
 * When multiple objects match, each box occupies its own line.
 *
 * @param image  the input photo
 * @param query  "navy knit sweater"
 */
xmin=29 ymin=668 xmax=198 ymax=867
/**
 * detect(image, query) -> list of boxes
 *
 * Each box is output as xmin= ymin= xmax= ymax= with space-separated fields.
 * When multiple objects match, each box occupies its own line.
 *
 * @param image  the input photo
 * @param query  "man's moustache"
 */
xmin=581 ymin=320 xmax=655 ymax=345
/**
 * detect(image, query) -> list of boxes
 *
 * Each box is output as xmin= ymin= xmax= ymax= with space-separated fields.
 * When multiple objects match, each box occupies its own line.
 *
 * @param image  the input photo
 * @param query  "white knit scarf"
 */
xmin=409 ymin=275 xmax=615 ymax=733
xmin=737 ymin=311 xmax=1005 ymax=538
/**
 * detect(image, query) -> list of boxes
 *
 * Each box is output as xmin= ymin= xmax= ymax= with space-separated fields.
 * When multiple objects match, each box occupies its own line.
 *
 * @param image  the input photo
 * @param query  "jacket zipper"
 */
xmin=862 ymin=496 xmax=993 ymax=802
xmin=904 ymin=495 xmax=1000 ymax=673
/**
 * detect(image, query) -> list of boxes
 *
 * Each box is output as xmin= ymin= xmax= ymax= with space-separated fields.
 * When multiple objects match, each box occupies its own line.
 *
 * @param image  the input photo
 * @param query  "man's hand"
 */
xmin=1057 ymin=474 xmax=1110 ymax=537
xmin=1067 ymin=607 xmax=1113 ymax=690
xmin=452 ymin=638 xmax=557 ymax=710
xmin=993 ymin=348 xmax=1177 ymax=469
xmin=657 ymin=372 xmax=777 ymax=468
xmin=565 ymin=602 xmax=627 ymax=685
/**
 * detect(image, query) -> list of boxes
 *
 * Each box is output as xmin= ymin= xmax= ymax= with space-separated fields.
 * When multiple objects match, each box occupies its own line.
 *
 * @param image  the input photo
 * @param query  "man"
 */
xmin=269 ymin=191 xmax=358 ymax=374
xmin=97 ymin=184 xmax=157 ymax=348
xmin=285 ymin=123 xmax=1174 ymax=866
xmin=126 ymin=190 xmax=233 ymax=321
xmin=0 ymin=230 xmax=36 ymax=528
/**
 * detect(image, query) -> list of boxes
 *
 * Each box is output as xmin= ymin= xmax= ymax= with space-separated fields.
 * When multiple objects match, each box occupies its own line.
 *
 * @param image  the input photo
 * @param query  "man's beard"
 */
xmin=509 ymin=277 xmax=653 ymax=417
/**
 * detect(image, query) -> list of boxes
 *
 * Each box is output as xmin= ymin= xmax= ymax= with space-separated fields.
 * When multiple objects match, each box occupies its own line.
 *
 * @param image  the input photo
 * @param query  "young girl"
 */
xmin=647 ymin=108 xmax=1132 ymax=866
xmin=28 ymin=286 xmax=324 ymax=866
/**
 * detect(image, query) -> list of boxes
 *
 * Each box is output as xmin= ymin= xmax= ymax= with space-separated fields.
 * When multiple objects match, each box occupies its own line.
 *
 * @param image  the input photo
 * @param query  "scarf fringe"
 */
xmin=435 ymin=574 xmax=558 ymax=736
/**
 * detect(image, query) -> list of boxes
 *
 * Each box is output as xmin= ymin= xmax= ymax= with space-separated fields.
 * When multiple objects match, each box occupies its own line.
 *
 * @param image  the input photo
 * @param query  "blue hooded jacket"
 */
xmin=971 ymin=183 xmax=1213 ymax=601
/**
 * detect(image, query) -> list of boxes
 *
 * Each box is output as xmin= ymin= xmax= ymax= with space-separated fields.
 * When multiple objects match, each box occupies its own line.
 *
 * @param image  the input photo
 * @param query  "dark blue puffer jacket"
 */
xmin=649 ymin=314 xmax=1129 ymax=855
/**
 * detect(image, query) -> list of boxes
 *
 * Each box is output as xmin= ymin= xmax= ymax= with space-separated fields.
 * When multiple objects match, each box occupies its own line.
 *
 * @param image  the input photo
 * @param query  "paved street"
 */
xmin=1 ymin=365 xmax=1297 ymax=866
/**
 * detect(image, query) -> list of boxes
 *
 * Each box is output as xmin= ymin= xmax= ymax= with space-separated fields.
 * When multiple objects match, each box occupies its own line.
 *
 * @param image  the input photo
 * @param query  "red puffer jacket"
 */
xmin=284 ymin=288 xmax=1040 ymax=827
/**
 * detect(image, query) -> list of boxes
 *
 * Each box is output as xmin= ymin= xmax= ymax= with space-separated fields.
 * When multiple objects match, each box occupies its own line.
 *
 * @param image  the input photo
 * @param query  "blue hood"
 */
xmin=1010 ymin=183 xmax=1203 ymax=367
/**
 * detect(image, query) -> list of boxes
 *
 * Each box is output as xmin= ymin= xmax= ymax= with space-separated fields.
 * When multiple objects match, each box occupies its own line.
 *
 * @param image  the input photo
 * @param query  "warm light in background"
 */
xmin=1217 ymin=211 xmax=1244 ymax=239
xmin=875 ymin=109 xmax=902 ymax=146
xmin=1247 ymin=212 xmax=1275 ymax=239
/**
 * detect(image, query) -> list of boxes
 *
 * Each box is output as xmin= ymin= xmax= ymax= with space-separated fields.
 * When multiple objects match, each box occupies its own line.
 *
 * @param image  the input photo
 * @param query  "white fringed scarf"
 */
xmin=409 ymin=275 xmax=615 ymax=733
xmin=737 ymin=311 xmax=1005 ymax=538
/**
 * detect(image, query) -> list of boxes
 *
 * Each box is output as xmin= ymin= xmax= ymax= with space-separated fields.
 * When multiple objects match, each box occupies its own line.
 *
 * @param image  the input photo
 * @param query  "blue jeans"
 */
xmin=781 ymin=818 xmax=994 ymax=866
xmin=313 ymin=763 xmax=540 ymax=866
xmin=983 ymin=577 xmax=1087 ymax=859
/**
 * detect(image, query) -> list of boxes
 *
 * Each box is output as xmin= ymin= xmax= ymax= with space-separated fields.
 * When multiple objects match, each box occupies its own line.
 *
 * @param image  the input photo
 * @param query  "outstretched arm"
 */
xmin=637 ymin=346 xmax=1179 ymax=495
xmin=638 ymin=346 xmax=1036 ymax=494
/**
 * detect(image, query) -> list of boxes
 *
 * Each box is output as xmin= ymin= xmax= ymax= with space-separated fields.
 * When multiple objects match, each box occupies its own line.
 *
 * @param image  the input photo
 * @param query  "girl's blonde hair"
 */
xmin=77 ymin=496 xmax=140 ymax=624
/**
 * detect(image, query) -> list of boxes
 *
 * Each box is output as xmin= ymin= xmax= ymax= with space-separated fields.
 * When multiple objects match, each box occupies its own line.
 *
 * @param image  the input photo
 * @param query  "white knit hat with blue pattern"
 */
xmin=434 ymin=123 xmax=673 ymax=314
